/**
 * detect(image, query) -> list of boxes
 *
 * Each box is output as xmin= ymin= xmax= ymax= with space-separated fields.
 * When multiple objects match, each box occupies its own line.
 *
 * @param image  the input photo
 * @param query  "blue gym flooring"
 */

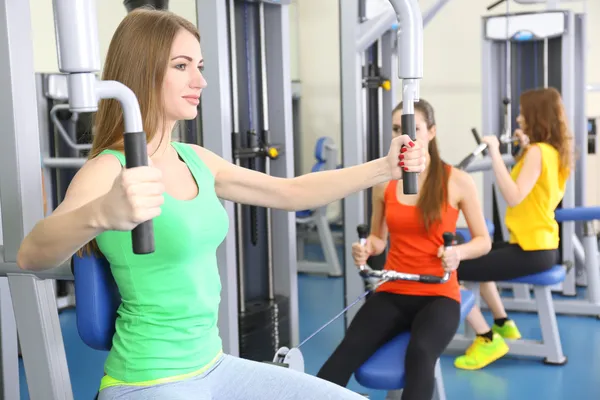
xmin=17 ymin=242 xmax=600 ymax=399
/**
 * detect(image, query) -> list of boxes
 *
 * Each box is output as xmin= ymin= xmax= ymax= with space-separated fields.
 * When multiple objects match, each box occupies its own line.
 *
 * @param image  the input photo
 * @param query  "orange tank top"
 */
xmin=376 ymin=175 xmax=461 ymax=303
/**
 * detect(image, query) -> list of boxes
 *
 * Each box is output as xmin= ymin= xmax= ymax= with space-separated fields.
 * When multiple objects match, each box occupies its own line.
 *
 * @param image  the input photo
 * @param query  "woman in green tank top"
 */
xmin=16 ymin=8 xmax=426 ymax=400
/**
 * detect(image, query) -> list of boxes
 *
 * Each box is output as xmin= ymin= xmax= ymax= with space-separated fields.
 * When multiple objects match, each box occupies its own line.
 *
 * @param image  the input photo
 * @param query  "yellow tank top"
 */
xmin=505 ymin=143 xmax=567 ymax=251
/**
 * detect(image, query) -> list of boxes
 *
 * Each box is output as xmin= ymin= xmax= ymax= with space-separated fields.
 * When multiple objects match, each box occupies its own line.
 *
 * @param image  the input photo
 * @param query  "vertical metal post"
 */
xmin=0 ymin=0 xmax=73 ymax=397
xmin=340 ymin=0 xmax=367 ymax=325
xmin=481 ymin=18 xmax=501 ymax=229
xmin=560 ymin=11 xmax=576 ymax=283
xmin=380 ymin=30 xmax=395 ymax=152
xmin=196 ymin=0 xmax=239 ymax=356
xmin=263 ymin=1 xmax=298 ymax=345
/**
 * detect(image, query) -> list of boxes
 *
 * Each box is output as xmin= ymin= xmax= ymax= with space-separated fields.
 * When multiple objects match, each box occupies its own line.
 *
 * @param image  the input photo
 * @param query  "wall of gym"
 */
xmin=28 ymin=0 xmax=600 ymax=223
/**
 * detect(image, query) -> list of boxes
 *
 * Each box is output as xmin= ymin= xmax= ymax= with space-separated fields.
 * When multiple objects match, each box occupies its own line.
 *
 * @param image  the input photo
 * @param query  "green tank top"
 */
xmin=95 ymin=142 xmax=229 ymax=386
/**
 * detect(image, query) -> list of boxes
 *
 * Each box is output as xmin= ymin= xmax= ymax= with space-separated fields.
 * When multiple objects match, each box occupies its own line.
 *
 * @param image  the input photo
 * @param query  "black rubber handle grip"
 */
xmin=419 ymin=275 xmax=444 ymax=283
xmin=124 ymin=131 xmax=155 ymax=255
xmin=357 ymin=224 xmax=369 ymax=240
xmin=401 ymin=114 xmax=418 ymax=195
xmin=442 ymin=232 xmax=455 ymax=248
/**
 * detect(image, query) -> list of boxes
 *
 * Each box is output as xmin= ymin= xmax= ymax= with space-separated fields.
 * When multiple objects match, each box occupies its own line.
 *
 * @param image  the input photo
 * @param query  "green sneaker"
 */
xmin=454 ymin=333 xmax=509 ymax=370
xmin=492 ymin=320 xmax=522 ymax=340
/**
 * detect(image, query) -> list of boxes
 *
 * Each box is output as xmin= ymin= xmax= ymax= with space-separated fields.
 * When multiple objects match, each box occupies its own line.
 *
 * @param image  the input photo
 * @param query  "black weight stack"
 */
xmin=239 ymin=295 xmax=290 ymax=362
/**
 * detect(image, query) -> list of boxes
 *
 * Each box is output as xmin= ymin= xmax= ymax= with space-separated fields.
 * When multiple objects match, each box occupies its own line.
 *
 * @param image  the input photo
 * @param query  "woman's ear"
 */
xmin=428 ymin=125 xmax=437 ymax=141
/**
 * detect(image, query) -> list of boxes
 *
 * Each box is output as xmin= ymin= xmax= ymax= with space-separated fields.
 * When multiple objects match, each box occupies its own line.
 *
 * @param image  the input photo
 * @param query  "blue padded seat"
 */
xmin=355 ymin=289 xmax=476 ymax=390
xmin=455 ymin=219 xmax=495 ymax=242
xmin=72 ymin=253 xmax=120 ymax=351
xmin=555 ymin=206 xmax=600 ymax=222
xmin=505 ymin=264 xmax=566 ymax=286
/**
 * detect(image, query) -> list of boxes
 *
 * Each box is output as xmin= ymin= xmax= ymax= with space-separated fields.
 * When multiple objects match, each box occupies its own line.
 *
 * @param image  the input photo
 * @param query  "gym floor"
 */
xmin=17 ymin=242 xmax=600 ymax=399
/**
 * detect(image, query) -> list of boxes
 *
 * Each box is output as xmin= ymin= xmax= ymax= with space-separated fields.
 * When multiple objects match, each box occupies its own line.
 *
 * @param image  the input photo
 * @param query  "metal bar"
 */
xmin=9 ymin=274 xmax=72 ymax=399
xmin=0 ymin=278 xmax=18 ymax=400
xmin=0 ymin=259 xmax=73 ymax=282
xmin=462 ymin=154 xmax=515 ymax=173
xmin=43 ymin=157 xmax=86 ymax=169
xmin=380 ymin=29 xmax=395 ymax=152
xmin=258 ymin=2 xmax=275 ymax=302
xmin=586 ymin=83 xmax=600 ymax=92
xmin=263 ymin=1 xmax=299 ymax=345
xmin=49 ymin=104 xmax=91 ymax=151
xmin=196 ymin=0 xmax=239 ymax=356
xmin=340 ymin=0 xmax=367 ymax=326
xmin=423 ymin=0 xmax=452 ymax=27
xmin=356 ymin=8 xmax=396 ymax=53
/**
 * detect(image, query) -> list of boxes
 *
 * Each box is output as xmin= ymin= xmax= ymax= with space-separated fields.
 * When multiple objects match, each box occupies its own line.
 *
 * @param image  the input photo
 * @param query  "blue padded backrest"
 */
xmin=72 ymin=253 xmax=120 ymax=351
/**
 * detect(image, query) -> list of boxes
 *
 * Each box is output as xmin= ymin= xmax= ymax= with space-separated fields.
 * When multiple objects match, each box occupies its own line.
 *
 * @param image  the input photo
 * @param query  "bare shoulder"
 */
xmin=52 ymin=153 xmax=122 ymax=215
xmin=69 ymin=153 xmax=122 ymax=191
xmin=449 ymin=166 xmax=476 ymax=191
xmin=524 ymin=143 xmax=543 ymax=161
xmin=188 ymin=144 xmax=228 ymax=178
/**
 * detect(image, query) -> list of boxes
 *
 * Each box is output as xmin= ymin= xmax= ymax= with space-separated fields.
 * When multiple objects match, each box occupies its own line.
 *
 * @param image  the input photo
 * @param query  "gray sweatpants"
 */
xmin=98 ymin=354 xmax=367 ymax=400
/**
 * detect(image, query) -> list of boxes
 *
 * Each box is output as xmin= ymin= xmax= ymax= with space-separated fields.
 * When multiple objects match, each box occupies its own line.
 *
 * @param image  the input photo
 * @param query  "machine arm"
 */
xmin=387 ymin=0 xmax=423 ymax=194
xmin=52 ymin=0 xmax=155 ymax=254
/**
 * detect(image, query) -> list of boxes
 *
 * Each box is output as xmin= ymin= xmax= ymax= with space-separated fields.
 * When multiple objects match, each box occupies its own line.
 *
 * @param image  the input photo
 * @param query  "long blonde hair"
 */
xmin=80 ymin=8 xmax=199 ymax=256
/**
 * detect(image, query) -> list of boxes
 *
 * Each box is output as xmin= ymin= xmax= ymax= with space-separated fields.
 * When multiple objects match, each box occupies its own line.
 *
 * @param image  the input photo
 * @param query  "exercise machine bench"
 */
xmin=448 ymin=265 xmax=567 ymax=365
xmin=499 ymin=206 xmax=600 ymax=318
xmin=296 ymin=136 xmax=342 ymax=277
xmin=355 ymin=290 xmax=476 ymax=400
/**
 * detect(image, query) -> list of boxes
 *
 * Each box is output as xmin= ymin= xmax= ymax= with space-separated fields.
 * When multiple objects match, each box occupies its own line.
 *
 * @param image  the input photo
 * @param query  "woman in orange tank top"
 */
xmin=317 ymin=99 xmax=492 ymax=399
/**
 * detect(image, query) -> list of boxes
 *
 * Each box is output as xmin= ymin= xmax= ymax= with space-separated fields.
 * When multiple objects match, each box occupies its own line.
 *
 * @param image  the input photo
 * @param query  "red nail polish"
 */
xmin=401 ymin=147 xmax=407 ymax=153
xmin=403 ymin=167 xmax=409 ymax=171
xmin=399 ymin=154 xmax=404 ymax=160
xmin=409 ymin=142 xmax=415 ymax=148
xmin=399 ymin=161 xmax=405 ymax=167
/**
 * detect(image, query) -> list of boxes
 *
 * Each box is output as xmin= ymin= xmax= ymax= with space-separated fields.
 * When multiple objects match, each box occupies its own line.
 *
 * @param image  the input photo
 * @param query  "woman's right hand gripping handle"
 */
xmin=98 ymin=161 xmax=165 ymax=232
xmin=17 ymin=157 xmax=165 ymax=272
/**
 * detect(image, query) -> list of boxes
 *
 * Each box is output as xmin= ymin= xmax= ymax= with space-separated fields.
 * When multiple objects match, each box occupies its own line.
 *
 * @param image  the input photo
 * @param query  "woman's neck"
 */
xmin=148 ymin=121 xmax=177 ymax=160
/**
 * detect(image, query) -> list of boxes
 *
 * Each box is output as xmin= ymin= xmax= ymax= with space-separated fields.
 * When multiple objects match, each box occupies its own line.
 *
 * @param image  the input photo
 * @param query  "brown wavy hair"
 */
xmin=79 ymin=8 xmax=199 ymax=257
xmin=519 ymin=87 xmax=573 ymax=181
xmin=393 ymin=99 xmax=449 ymax=231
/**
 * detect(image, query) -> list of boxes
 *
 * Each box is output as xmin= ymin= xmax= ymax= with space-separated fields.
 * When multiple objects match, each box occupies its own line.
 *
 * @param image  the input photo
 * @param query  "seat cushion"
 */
xmin=505 ymin=264 xmax=566 ymax=285
xmin=354 ymin=289 xmax=475 ymax=390
xmin=554 ymin=206 xmax=600 ymax=223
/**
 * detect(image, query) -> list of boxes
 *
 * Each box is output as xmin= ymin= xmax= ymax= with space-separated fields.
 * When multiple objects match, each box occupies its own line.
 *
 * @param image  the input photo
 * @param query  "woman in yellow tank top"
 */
xmin=452 ymin=87 xmax=573 ymax=370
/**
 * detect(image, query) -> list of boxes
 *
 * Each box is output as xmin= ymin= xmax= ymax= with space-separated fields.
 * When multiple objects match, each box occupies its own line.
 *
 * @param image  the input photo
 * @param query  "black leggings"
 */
xmin=317 ymin=292 xmax=460 ymax=400
xmin=457 ymin=241 xmax=559 ymax=282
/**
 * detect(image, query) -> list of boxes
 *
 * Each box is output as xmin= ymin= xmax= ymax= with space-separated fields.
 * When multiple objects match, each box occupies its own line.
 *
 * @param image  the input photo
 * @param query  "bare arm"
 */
xmin=490 ymin=145 xmax=542 ymax=207
xmin=16 ymin=155 xmax=120 ymax=271
xmin=367 ymin=183 xmax=389 ymax=256
xmin=453 ymin=169 xmax=492 ymax=260
xmin=194 ymin=145 xmax=393 ymax=211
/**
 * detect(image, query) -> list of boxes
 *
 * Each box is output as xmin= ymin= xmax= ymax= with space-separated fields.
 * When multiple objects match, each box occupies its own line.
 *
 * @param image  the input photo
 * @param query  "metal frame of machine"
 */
xmin=340 ymin=0 xmax=453 ymax=325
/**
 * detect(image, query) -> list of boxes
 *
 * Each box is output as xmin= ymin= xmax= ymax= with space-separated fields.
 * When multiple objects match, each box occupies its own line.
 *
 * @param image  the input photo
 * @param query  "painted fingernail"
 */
xmin=401 ymin=147 xmax=407 ymax=153
xmin=399 ymin=161 xmax=405 ymax=167
xmin=398 ymin=154 xmax=404 ymax=160
xmin=409 ymin=141 xmax=415 ymax=148
xmin=403 ymin=167 xmax=409 ymax=171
